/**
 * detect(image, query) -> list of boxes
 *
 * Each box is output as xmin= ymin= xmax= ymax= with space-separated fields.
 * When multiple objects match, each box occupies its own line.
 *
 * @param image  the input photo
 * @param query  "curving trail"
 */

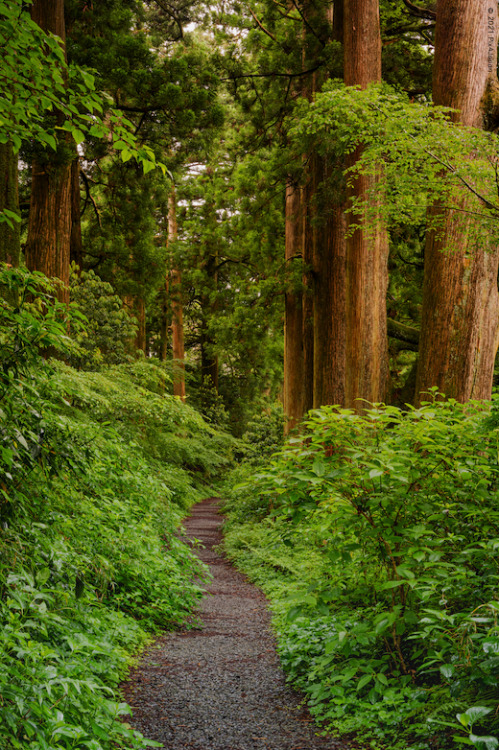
xmin=123 ymin=497 xmax=351 ymax=750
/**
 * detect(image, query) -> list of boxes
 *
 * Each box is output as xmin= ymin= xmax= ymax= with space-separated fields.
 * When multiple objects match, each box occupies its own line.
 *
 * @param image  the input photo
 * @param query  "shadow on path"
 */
xmin=123 ymin=497 xmax=354 ymax=750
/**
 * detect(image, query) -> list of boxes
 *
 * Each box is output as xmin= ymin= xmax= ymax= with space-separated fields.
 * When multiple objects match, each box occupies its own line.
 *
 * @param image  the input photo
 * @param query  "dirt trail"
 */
xmin=123 ymin=497 xmax=349 ymax=750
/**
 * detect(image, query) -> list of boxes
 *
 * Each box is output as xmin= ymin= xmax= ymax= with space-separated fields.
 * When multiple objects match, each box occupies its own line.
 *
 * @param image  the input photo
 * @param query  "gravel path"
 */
xmin=123 ymin=498 xmax=353 ymax=750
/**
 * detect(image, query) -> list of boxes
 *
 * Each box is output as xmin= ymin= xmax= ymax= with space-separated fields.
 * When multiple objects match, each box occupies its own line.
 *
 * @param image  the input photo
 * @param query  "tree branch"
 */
xmin=80 ymin=170 xmax=101 ymax=228
xmin=289 ymin=0 xmax=325 ymax=47
xmin=387 ymin=319 xmax=419 ymax=350
xmin=249 ymin=7 xmax=278 ymax=44
xmin=402 ymin=0 xmax=436 ymax=21
xmin=222 ymin=64 xmax=322 ymax=82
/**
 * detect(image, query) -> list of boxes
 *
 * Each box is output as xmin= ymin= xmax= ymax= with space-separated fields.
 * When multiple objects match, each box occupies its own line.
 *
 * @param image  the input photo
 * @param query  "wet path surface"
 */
xmin=123 ymin=498 xmax=349 ymax=750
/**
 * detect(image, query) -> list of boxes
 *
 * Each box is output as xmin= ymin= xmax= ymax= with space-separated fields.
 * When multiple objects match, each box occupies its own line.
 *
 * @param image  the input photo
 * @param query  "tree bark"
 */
xmin=283 ymin=0 xmax=348 ymax=422
xmin=0 ymin=142 xmax=20 ymax=267
xmin=283 ymin=2 xmax=311 ymax=430
xmin=25 ymin=0 xmax=72 ymax=305
xmin=312 ymin=4 xmax=347 ymax=409
xmin=284 ymin=178 xmax=305 ymax=431
xmin=70 ymin=157 xmax=83 ymax=274
xmin=415 ymin=0 xmax=499 ymax=403
xmin=302 ymin=171 xmax=315 ymax=415
xmin=313 ymin=187 xmax=347 ymax=408
xmin=200 ymin=317 xmax=219 ymax=392
xmin=135 ymin=295 xmax=146 ymax=354
xmin=343 ymin=0 xmax=389 ymax=409
xmin=159 ymin=278 xmax=169 ymax=362
xmin=168 ymin=188 xmax=186 ymax=401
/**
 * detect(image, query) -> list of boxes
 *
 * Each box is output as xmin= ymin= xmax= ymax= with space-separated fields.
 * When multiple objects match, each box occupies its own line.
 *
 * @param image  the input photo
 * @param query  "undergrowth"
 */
xmin=223 ymin=398 xmax=499 ymax=750
xmin=0 ymin=266 xmax=234 ymax=750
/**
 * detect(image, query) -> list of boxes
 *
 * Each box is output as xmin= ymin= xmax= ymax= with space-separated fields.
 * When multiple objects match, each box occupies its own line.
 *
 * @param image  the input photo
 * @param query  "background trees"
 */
xmin=3 ymin=5 xmax=499 ymax=747
xmin=2 ymin=0 xmax=499 ymax=433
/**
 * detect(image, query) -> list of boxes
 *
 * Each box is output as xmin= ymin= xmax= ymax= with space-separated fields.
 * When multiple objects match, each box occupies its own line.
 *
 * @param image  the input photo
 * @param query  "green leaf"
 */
xmin=440 ymin=664 xmax=455 ymax=679
xmin=396 ymin=566 xmax=416 ymax=579
xmin=482 ymin=639 xmax=499 ymax=654
xmin=313 ymin=458 xmax=325 ymax=476
xmin=375 ymin=617 xmax=390 ymax=634
xmin=458 ymin=708 xmax=493 ymax=729
xmin=357 ymin=673 xmax=373 ymax=691
xmin=142 ymin=159 xmax=156 ymax=175
xmin=381 ymin=579 xmax=406 ymax=590
xmin=36 ymin=568 xmax=51 ymax=586
xmin=469 ymin=736 xmax=499 ymax=750
xmin=40 ymin=132 xmax=57 ymax=150
xmin=72 ymin=128 xmax=85 ymax=145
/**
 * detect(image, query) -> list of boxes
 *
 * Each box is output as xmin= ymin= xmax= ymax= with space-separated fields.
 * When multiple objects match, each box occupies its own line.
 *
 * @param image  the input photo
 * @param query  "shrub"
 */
xmin=0 ymin=266 xmax=227 ymax=750
xmin=223 ymin=397 xmax=499 ymax=749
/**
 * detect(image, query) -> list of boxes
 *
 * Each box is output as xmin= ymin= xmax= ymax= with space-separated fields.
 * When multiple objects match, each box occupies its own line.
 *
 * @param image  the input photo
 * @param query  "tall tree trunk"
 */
xmin=199 ymin=183 xmax=219 ymax=397
xmin=200 ymin=314 xmax=219 ymax=392
xmin=312 ymin=3 xmax=347 ymax=409
xmin=415 ymin=0 xmax=499 ymax=403
xmin=70 ymin=157 xmax=83 ymax=274
xmin=283 ymin=3 xmax=310 ymax=430
xmin=343 ymin=0 xmax=389 ymax=408
xmin=168 ymin=188 xmax=186 ymax=401
xmin=302 ymin=177 xmax=315 ymax=415
xmin=284 ymin=178 xmax=305 ymax=431
xmin=25 ymin=0 xmax=72 ymax=305
xmin=159 ymin=278 xmax=169 ymax=362
xmin=283 ymin=0 xmax=347 ymax=423
xmin=0 ymin=142 xmax=20 ymax=267
xmin=135 ymin=296 xmax=146 ymax=354
xmin=313 ymin=180 xmax=347 ymax=408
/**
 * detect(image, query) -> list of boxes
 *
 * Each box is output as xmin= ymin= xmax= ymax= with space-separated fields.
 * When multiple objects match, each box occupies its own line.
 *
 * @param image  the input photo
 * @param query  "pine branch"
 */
xmin=402 ymin=0 xmax=436 ymax=21
xmin=222 ymin=64 xmax=322 ymax=82
xmin=387 ymin=319 xmax=419 ymax=350
xmin=248 ymin=7 xmax=278 ymax=44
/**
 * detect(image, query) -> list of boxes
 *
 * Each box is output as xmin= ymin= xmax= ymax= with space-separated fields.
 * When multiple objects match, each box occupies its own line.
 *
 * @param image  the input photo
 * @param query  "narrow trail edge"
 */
xmin=122 ymin=497 xmax=356 ymax=750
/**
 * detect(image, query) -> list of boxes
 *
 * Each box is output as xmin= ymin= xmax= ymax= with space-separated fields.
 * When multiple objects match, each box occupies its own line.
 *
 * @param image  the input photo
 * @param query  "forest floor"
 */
xmin=122 ymin=497 xmax=356 ymax=750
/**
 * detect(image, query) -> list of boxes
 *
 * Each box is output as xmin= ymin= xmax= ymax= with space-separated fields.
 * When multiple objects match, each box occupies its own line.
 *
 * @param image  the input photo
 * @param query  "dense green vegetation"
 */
xmin=0 ymin=267 xmax=234 ymax=750
xmin=2 ymin=1 xmax=499 ymax=749
xmin=223 ymin=401 xmax=499 ymax=750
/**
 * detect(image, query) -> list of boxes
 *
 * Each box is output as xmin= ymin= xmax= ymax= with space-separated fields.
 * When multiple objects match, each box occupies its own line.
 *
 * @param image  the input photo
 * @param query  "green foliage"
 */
xmin=49 ymin=359 xmax=237 ymax=482
xmin=241 ymin=401 xmax=285 ymax=462
xmin=69 ymin=1 xmax=225 ymax=315
xmin=0 ymin=0 xmax=94 ymax=153
xmin=0 ymin=0 xmax=163 ymax=215
xmin=0 ymin=265 xmax=72 ymax=494
xmin=69 ymin=269 xmax=138 ymax=368
xmin=0 ymin=267 xmax=234 ymax=749
xmin=291 ymin=82 xmax=499 ymax=245
xmin=172 ymin=148 xmax=285 ymax=435
xmin=224 ymin=397 xmax=499 ymax=749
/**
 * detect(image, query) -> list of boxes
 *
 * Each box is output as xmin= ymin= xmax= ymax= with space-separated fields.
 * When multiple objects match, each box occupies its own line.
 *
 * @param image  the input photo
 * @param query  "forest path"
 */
xmin=123 ymin=497 xmax=352 ymax=750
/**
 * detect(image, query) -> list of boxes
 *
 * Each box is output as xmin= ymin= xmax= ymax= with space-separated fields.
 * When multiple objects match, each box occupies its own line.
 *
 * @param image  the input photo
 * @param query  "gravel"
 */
xmin=122 ymin=498 xmax=355 ymax=750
